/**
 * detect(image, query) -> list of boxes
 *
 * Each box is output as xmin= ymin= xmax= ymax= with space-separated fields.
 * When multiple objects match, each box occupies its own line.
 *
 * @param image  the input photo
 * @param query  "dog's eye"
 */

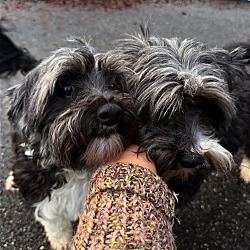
xmin=108 ymin=77 xmax=127 ymax=93
xmin=199 ymin=102 xmax=224 ymax=128
xmin=54 ymin=82 xmax=74 ymax=98
xmin=109 ymin=83 xmax=117 ymax=90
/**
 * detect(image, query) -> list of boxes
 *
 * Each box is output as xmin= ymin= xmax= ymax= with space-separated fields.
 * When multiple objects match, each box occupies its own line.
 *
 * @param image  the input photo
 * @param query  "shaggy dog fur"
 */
xmin=4 ymin=38 xmax=138 ymax=249
xmin=113 ymin=26 xmax=250 ymax=205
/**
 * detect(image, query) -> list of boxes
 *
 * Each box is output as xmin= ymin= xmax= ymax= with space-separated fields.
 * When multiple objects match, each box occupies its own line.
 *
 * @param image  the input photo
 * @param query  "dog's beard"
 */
xmin=139 ymin=121 xmax=234 ymax=182
xmin=199 ymin=133 xmax=233 ymax=172
xmin=162 ymin=133 xmax=234 ymax=182
xmin=83 ymin=134 xmax=124 ymax=168
xmin=47 ymin=97 xmax=138 ymax=170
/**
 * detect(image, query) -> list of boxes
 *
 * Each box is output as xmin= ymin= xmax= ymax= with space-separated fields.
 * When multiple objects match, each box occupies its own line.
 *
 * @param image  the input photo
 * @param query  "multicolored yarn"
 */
xmin=72 ymin=162 xmax=176 ymax=250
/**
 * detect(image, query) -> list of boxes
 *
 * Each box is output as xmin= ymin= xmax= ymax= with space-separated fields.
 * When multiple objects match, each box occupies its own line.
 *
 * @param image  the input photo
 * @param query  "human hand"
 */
xmin=108 ymin=145 xmax=157 ymax=174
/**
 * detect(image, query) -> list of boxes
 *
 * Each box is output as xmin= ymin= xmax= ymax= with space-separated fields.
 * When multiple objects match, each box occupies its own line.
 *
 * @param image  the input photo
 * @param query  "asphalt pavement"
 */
xmin=0 ymin=1 xmax=250 ymax=249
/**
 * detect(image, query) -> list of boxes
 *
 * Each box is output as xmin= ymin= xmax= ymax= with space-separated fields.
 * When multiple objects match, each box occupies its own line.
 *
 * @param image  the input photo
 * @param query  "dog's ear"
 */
xmin=229 ymin=46 xmax=250 ymax=65
xmin=7 ymin=79 xmax=33 ymax=136
xmin=8 ymin=84 xmax=28 ymax=120
xmin=13 ymin=159 xmax=66 ymax=204
xmin=211 ymin=47 xmax=248 ymax=91
xmin=224 ymin=43 xmax=250 ymax=64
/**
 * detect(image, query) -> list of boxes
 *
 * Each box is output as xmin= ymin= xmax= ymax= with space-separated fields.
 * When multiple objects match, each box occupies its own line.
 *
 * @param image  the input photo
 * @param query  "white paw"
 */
xmin=48 ymin=234 xmax=71 ymax=250
xmin=5 ymin=171 xmax=19 ymax=192
xmin=50 ymin=237 xmax=69 ymax=250
xmin=239 ymin=158 xmax=250 ymax=184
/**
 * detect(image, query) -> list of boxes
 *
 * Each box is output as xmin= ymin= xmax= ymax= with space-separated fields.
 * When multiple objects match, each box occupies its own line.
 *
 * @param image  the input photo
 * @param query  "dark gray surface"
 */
xmin=0 ymin=1 xmax=250 ymax=249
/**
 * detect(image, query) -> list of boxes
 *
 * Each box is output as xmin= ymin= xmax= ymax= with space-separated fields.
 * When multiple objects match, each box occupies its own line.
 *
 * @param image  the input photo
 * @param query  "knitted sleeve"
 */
xmin=71 ymin=162 xmax=176 ymax=250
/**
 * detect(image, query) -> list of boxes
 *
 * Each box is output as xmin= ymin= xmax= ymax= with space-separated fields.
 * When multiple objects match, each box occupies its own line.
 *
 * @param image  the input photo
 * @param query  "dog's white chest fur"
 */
xmin=34 ymin=170 xmax=90 ymax=222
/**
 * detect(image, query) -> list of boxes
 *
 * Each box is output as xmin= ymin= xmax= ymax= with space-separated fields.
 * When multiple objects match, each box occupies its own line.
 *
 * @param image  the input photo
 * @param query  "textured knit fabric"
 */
xmin=71 ymin=162 xmax=176 ymax=250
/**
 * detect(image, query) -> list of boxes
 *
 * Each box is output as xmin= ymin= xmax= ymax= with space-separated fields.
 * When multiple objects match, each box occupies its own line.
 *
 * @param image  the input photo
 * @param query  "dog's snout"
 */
xmin=179 ymin=152 xmax=205 ymax=168
xmin=97 ymin=103 xmax=123 ymax=126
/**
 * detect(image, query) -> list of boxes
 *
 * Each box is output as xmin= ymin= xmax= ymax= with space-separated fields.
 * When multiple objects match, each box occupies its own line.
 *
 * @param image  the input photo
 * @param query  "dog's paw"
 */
xmin=5 ymin=171 xmax=19 ymax=192
xmin=48 ymin=235 xmax=70 ymax=250
xmin=239 ymin=158 xmax=250 ymax=184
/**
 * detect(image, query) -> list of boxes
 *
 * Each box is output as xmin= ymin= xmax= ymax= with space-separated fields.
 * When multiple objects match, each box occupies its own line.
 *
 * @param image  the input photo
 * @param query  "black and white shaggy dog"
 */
xmin=5 ymin=39 xmax=138 ymax=249
xmin=114 ymin=27 xmax=250 ymax=203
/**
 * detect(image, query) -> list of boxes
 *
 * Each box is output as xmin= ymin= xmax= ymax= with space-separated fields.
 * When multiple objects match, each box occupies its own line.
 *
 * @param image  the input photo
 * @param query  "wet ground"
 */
xmin=0 ymin=1 xmax=250 ymax=249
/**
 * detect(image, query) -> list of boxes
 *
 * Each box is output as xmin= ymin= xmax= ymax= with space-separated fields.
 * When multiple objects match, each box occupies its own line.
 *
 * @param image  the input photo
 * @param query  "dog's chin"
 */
xmin=164 ymin=162 xmax=215 ymax=182
xmin=83 ymin=133 xmax=124 ymax=168
xmin=163 ymin=168 xmax=198 ymax=182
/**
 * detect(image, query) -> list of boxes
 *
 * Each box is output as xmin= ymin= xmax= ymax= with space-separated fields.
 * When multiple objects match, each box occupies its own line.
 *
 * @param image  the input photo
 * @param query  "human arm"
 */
xmin=71 ymin=146 xmax=176 ymax=250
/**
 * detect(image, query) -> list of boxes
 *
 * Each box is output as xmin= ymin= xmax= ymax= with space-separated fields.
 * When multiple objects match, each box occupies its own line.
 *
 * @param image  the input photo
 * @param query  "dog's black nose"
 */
xmin=179 ymin=152 xmax=204 ymax=168
xmin=97 ymin=103 xmax=123 ymax=126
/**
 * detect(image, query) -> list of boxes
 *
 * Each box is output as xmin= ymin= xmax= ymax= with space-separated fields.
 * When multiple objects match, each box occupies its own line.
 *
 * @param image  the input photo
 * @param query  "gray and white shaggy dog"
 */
xmin=5 ymin=38 xmax=138 ymax=249
xmin=113 ymin=27 xmax=250 ymax=205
